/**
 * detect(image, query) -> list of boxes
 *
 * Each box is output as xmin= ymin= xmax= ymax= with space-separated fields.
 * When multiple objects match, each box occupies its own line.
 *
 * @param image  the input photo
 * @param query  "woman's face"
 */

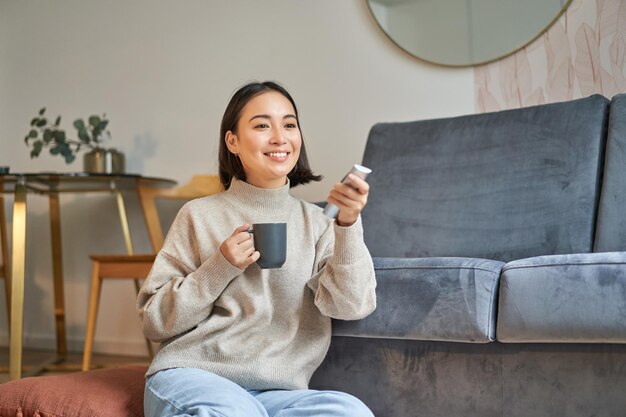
xmin=226 ymin=91 xmax=302 ymax=189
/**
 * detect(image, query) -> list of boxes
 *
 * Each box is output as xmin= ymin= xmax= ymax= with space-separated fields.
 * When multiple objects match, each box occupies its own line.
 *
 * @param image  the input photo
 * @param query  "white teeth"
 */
xmin=267 ymin=152 xmax=288 ymax=157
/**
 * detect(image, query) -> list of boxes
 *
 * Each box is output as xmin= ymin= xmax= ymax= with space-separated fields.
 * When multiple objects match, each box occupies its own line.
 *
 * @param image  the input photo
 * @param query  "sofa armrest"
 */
xmin=332 ymin=257 xmax=504 ymax=343
xmin=497 ymin=252 xmax=626 ymax=343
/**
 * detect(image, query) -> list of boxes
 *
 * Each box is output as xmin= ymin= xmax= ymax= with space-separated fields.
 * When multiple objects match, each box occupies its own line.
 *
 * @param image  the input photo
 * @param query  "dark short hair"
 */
xmin=218 ymin=81 xmax=322 ymax=189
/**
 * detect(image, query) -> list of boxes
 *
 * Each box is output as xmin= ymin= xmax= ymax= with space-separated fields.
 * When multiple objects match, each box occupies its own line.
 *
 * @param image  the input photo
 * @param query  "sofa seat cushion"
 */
xmin=497 ymin=252 xmax=626 ymax=343
xmin=332 ymin=257 xmax=504 ymax=343
xmin=0 ymin=366 xmax=147 ymax=417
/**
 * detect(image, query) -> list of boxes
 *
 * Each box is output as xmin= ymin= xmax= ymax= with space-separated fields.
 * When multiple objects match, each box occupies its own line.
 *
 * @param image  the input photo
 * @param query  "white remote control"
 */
xmin=323 ymin=164 xmax=372 ymax=219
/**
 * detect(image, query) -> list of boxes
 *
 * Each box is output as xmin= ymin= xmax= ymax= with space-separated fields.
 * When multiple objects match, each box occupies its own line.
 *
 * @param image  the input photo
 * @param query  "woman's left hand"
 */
xmin=326 ymin=174 xmax=369 ymax=227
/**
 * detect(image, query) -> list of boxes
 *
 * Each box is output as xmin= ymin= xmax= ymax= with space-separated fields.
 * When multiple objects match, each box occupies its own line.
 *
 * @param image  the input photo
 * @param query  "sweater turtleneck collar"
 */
xmin=224 ymin=177 xmax=295 ymax=218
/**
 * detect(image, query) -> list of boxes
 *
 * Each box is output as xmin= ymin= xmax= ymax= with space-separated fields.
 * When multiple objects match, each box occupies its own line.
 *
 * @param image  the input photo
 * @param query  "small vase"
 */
xmin=83 ymin=148 xmax=125 ymax=174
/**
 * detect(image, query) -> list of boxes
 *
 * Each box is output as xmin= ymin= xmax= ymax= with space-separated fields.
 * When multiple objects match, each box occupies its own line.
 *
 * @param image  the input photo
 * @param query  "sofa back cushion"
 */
xmin=362 ymin=95 xmax=609 ymax=262
xmin=594 ymin=93 xmax=626 ymax=252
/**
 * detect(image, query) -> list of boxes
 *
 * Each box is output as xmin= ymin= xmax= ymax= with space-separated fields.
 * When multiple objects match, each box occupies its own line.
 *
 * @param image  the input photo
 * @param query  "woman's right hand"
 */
xmin=219 ymin=224 xmax=260 ymax=269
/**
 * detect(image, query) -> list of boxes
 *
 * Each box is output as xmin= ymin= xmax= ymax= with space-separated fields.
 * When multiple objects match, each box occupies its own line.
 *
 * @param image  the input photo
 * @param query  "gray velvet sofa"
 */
xmin=309 ymin=94 xmax=626 ymax=417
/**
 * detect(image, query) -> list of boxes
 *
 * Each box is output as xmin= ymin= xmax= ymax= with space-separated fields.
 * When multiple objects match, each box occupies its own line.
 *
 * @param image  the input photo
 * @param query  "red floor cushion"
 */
xmin=0 ymin=366 xmax=147 ymax=417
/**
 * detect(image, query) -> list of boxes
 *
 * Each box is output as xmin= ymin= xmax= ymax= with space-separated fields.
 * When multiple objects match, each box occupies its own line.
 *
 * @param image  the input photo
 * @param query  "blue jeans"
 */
xmin=144 ymin=368 xmax=374 ymax=417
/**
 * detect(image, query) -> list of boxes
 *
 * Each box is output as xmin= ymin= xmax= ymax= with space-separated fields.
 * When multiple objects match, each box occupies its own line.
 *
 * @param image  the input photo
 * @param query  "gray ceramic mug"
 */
xmin=249 ymin=223 xmax=287 ymax=269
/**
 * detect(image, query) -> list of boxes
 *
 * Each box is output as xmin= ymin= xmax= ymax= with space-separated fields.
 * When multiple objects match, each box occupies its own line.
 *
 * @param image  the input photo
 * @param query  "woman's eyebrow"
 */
xmin=249 ymin=114 xmax=270 ymax=122
xmin=249 ymin=114 xmax=297 ymax=122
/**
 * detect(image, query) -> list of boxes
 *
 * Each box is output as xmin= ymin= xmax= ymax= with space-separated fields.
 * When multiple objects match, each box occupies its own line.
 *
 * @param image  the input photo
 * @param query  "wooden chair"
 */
xmin=0 ymin=195 xmax=10 ymax=326
xmin=81 ymin=175 xmax=223 ymax=371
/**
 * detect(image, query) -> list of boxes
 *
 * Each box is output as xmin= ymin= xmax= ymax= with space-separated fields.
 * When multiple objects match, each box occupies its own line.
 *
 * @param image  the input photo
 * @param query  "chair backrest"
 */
xmin=138 ymin=175 xmax=223 ymax=253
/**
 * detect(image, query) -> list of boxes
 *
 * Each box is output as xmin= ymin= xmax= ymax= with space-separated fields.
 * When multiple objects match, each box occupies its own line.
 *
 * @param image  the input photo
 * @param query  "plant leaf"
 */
xmin=57 ymin=143 xmax=75 ymax=164
xmin=31 ymin=140 xmax=43 ymax=158
xmin=50 ymin=145 xmax=60 ymax=155
xmin=73 ymin=119 xmax=86 ymax=130
xmin=94 ymin=120 xmax=109 ymax=142
xmin=28 ymin=129 xmax=38 ymax=138
xmin=78 ymin=129 xmax=90 ymax=143
xmin=88 ymin=115 xmax=101 ymax=127
xmin=55 ymin=116 xmax=61 ymax=126
xmin=52 ymin=130 xmax=60 ymax=143
xmin=35 ymin=118 xmax=47 ymax=128
xmin=92 ymin=125 xmax=104 ymax=142
xmin=31 ymin=117 xmax=39 ymax=127
xmin=43 ymin=128 xmax=53 ymax=143
xmin=39 ymin=107 xmax=46 ymax=116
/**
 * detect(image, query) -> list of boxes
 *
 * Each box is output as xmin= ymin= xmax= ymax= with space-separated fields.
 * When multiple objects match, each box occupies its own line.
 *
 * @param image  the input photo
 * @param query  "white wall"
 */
xmin=0 ymin=0 xmax=474 ymax=355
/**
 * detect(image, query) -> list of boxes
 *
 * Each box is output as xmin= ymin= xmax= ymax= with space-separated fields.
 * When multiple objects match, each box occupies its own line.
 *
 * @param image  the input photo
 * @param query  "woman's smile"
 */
xmin=265 ymin=151 xmax=290 ymax=161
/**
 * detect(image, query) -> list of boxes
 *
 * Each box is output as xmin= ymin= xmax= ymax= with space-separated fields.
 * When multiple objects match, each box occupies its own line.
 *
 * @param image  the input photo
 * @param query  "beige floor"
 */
xmin=0 ymin=347 xmax=150 ymax=383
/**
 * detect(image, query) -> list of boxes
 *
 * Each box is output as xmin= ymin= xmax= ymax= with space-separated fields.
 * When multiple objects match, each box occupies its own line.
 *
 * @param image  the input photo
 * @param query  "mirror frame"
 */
xmin=366 ymin=0 xmax=573 ymax=67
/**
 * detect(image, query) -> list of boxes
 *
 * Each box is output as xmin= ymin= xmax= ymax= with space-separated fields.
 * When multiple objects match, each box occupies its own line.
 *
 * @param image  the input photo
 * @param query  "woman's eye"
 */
xmin=285 ymin=123 xmax=297 ymax=128
xmin=255 ymin=123 xmax=269 ymax=129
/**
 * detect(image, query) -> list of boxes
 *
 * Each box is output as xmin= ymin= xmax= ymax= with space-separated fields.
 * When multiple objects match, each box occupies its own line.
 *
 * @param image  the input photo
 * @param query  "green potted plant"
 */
xmin=24 ymin=107 xmax=125 ymax=173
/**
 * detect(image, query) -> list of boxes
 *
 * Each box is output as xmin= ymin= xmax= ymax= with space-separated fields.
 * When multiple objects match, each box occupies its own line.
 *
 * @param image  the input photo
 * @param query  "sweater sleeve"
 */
xmin=307 ymin=216 xmax=377 ymax=320
xmin=136 ymin=205 xmax=243 ymax=343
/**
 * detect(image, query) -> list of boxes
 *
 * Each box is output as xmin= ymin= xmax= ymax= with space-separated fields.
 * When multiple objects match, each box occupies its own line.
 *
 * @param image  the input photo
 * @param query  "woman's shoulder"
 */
xmin=177 ymin=191 xmax=228 ymax=216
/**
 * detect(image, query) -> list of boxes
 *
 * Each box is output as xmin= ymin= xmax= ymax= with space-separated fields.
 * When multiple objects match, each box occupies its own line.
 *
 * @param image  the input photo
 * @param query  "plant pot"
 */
xmin=83 ymin=148 xmax=125 ymax=174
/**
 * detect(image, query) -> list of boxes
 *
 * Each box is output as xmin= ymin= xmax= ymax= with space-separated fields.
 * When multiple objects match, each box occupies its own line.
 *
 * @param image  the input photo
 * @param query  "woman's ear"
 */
xmin=225 ymin=131 xmax=238 ymax=154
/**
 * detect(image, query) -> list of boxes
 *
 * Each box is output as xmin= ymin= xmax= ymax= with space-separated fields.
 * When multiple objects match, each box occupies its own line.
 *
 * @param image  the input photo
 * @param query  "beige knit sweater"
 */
xmin=137 ymin=178 xmax=377 ymax=390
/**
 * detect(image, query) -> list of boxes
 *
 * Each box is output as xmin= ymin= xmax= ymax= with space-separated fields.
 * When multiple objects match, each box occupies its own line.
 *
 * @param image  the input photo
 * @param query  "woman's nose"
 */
xmin=270 ymin=129 xmax=287 ymax=145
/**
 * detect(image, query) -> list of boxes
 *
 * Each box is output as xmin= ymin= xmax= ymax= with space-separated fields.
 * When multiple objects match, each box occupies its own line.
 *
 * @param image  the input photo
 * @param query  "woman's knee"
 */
xmin=274 ymin=390 xmax=373 ymax=417
xmin=319 ymin=391 xmax=374 ymax=417
xmin=144 ymin=368 xmax=267 ymax=417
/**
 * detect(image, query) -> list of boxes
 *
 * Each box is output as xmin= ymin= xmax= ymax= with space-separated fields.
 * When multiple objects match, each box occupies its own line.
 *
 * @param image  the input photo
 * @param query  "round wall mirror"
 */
xmin=367 ymin=0 xmax=572 ymax=67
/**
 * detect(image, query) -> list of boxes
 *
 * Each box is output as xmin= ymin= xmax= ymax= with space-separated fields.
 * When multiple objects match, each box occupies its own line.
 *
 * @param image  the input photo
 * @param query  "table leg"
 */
xmin=115 ymin=191 xmax=134 ymax=256
xmin=9 ymin=180 xmax=26 ymax=380
xmin=49 ymin=191 xmax=67 ymax=357
xmin=0 ymin=194 xmax=11 ymax=322
xmin=115 ymin=190 xmax=153 ymax=357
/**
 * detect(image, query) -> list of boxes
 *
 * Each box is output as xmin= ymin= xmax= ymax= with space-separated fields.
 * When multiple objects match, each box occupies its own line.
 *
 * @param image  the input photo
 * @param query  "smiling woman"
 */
xmin=136 ymin=81 xmax=378 ymax=417
xmin=367 ymin=0 xmax=572 ymax=67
